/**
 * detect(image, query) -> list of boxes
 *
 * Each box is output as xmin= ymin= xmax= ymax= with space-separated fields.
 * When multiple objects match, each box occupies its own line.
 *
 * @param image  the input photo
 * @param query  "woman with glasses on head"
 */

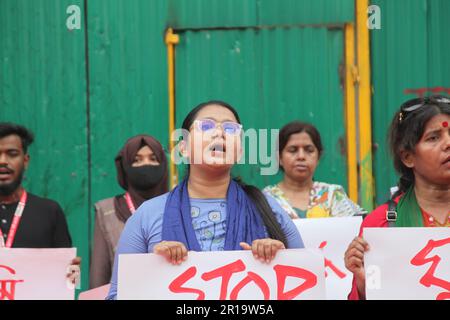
xmin=345 ymin=95 xmax=450 ymax=300
xmin=264 ymin=121 xmax=365 ymax=220
xmin=106 ymin=101 xmax=304 ymax=299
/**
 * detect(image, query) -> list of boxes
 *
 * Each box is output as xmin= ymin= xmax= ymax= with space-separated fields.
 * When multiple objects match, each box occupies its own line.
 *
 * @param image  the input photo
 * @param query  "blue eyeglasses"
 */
xmin=192 ymin=119 xmax=242 ymax=135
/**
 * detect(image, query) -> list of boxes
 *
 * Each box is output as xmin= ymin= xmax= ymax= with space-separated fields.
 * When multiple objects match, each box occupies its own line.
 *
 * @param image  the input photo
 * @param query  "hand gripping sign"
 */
xmin=293 ymin=216 xmax=363 ymax=300
xmin=0 ymin=248 xmax=76 ymax=300
xmin=364 ymin=228 xmax=450 ymax=300
xmin=118 ymin=248 xmax=326 ymax=300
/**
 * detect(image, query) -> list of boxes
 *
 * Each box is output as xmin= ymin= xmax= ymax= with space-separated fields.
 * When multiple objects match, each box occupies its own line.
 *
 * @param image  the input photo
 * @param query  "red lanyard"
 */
xmin=0 ymin=190 xmax=28 ymax=248
xmin=124 ymin=192 xmax=136 ymax=214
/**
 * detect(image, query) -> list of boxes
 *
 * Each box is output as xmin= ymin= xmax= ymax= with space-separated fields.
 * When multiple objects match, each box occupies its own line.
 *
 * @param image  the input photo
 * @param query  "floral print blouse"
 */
xmin=263 ymin=182 xmax=366 ymax=219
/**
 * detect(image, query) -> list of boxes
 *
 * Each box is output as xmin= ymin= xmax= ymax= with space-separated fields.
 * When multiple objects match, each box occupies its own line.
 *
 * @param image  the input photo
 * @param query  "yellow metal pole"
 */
xmin=165 ymin=28 xmax=180 ymax=189
xmin=356 ymin=0 xmax=375 ymax=211
xmin=344 ymin=23 xmax=358 ymax=204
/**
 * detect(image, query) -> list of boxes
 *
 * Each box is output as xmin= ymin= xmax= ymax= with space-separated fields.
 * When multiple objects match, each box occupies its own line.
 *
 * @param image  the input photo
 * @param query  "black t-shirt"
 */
xmin=0 ymin=193 xmax=72 ymax=248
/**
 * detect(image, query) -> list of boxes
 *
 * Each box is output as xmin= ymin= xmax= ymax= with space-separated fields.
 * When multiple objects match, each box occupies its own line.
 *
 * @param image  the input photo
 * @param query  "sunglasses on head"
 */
xmin=193 ymin=119 xmax=242 ymax=135
xmin=399 ymin=95 xmax=450 ymax=123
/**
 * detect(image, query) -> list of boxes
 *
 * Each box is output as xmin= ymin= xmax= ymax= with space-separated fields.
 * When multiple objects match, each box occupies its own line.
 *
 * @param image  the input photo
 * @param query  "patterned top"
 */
xmin=421 ymin=209 xmax=450 ymax=227
xmin=190 ymin=199 xmax=227 ymax=251
xmin=263 ymin=182 xmax=366 ymax=219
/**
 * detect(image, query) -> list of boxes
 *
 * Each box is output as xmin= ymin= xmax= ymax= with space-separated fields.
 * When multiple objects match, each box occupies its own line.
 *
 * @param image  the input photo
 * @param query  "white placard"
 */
xmin=0 ymin=248 xmax=76 ymax=300
xmin=294 ymin=216 xmax=362 ymax=300
xmin=118 ymin=249 xmax=326 ymax=300
xmin=364 ymin=228 xmax=450 ymax=300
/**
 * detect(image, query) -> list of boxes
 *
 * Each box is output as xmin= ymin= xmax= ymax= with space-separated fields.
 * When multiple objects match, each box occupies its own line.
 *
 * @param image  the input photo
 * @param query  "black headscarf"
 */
xmin=113 ymin=135 xmax=168 ymax=222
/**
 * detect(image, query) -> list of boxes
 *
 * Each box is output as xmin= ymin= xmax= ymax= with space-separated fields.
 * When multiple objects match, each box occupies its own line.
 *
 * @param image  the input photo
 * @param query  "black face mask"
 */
xmin=125 ymin=164 xmax=165 ymax=191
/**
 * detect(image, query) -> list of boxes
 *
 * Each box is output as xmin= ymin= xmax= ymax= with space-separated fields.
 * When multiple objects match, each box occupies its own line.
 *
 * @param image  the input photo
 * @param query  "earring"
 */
xmin=399 ymin=112 xmax=403 ymax=123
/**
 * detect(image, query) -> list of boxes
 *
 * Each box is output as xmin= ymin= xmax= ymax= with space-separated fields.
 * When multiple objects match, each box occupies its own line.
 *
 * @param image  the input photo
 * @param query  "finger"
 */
xmin=348 ymin=256 xmax=364 ymax=269
xmin=256 ymin=241 xmax=265 ymax=262
xmin=345 ymin=246 xmax=363 ymax=262
xmin=271 ymin=241 xmax=285 ymax=260
xmin=351 ymin=260 xmax=363 ymax=272
xmin=159 ymin=245 xmax=173 ymax=263
xmin=154 ymin=244 xmax=169 ymax=258
xmin=169 ymin=246 xmax=178 ymax=265
xmin=349 ymin=248 xmax=365 ymax=260
xmin=251 ymin=241 xmax=260 ymax=259
xmin=346 ymin=241 xmax=365 ymax=256
xmin=172 ymin=245 xmax=179 ymax=264
xmin=345 ymin=254 xmax=364 ymax=270
xmin=175 ymin=246 xmax=182 ymax=264
xmin=264 ymin=243 xmax=272 ymax=263
xmin=353 ymin=237 xmax=370 ymax=251
xmin=240 ymin=242 xmax=252 ymax=250
xmin=153 ymin=243 xmax=164 ymax=254
xmin=345 ymin=249 xmax=362 ymax=266
xmin=351 ymin=242 xmax=367 ymax=254
xmin=271 ymin=243 xmax=279 ymax=260
xmin=181 ymin=245 xmax=188 ymax=261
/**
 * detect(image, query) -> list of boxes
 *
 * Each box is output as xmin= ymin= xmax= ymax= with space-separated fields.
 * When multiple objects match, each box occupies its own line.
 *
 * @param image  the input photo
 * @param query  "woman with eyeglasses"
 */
xmin=106 ymin=101 xmax=304 ymax=299
xmin=345 ymin=95 xmax=450 ymax=300
xmin=264 ymin=121 xmax=365 ymax=219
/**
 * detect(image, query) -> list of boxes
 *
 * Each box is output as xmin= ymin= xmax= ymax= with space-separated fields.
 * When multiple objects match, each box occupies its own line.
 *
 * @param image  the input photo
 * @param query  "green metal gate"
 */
xmin=175 ymin=26 xmax=348 ymax=190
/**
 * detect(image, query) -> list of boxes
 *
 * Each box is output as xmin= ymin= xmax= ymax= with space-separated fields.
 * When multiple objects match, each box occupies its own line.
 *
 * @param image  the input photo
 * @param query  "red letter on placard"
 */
xmin=168 ymin=266 xmax=205 ymax=300
xmin=0 ymin=265 xmax=24 ymax=300
xmin=410 ymin=237 xmax=450 ymax=300
xmin=319 ymin=241 xmax=346 ymax=279
xmin=274 ymin=264 xmax=317 ymax=300
xmin=230 ymin=271 xmax=270 ymax=300
xmin=201 ymin=259 xmax=246 ymax=300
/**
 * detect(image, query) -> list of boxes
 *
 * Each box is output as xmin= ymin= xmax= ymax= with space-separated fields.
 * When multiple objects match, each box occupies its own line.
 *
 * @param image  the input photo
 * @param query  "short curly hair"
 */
xmin=0 ymin=122 xmax=35 ymax=153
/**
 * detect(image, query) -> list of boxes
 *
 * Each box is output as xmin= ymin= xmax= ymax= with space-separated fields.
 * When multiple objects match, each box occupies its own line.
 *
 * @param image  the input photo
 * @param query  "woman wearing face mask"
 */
xmin=106 ymin=101 xmax=303 ymax=299
xmin=89 ymin=135 xmax=168 ymax=289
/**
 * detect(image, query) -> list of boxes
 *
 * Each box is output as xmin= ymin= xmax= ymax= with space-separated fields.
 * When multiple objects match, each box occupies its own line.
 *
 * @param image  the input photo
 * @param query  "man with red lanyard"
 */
xmin=0 ymin=122 xmax=80 ymax=286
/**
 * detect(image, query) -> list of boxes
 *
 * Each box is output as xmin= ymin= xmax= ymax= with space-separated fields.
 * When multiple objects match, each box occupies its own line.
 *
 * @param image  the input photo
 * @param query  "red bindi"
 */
xmin=443 ymin=121 xmax=448 ymax=128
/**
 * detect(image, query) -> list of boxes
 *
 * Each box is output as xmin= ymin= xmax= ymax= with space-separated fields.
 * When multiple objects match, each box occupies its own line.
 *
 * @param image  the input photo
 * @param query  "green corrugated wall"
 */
xmin=0 ymin=0 xmax=355 ymax=292
xmin=0 ymin=0 xmax=90 ymax=292
xmin=1 ymin=0 xmax=448 ymax=294
xmin=175 ymin=27 xmax=347 ymax=189
xmin=371 ymin=0 xmax=450 ymax=204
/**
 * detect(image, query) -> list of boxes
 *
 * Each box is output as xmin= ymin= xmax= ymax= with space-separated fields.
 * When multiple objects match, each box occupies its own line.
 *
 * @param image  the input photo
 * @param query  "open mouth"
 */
xmin=0 ymin=168 xmax=13 ymax=180
xmin=209 ymin=142 xmax=226 ymax=154
xmin=443 ymin=155 xmax=450 ymax=165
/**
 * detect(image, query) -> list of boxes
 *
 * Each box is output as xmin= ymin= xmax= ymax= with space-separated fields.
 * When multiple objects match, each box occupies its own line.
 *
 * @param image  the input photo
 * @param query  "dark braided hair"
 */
xmin=388 ymin=95 xmax=450 ymax=198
